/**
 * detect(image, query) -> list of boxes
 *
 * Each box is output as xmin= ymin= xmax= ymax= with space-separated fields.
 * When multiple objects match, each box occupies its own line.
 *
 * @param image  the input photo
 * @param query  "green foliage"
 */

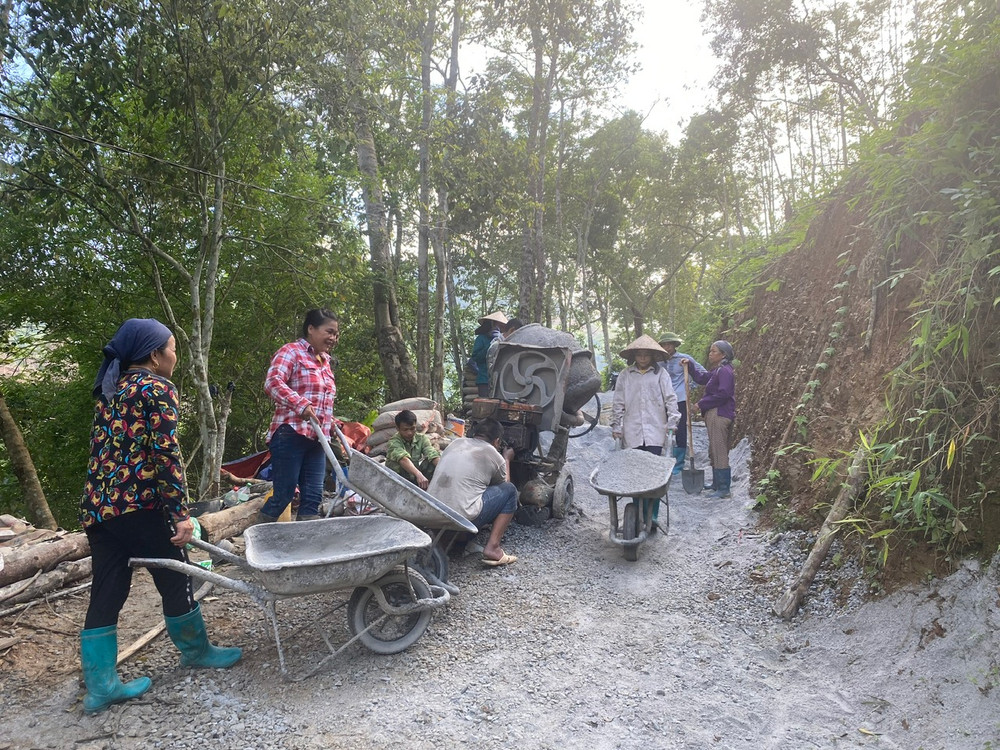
xmin=0 ymin=365 xmax=94 ymax=529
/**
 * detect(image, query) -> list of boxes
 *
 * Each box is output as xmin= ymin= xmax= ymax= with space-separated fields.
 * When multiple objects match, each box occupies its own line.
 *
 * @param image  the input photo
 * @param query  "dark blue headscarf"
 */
xmin=93 ymin=318 xmax=173 ymax=400
xmin=713 ymin=340 xmax=735 ymax=364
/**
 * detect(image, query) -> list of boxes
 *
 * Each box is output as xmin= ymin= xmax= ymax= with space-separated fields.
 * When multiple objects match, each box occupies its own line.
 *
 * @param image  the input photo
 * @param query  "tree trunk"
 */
xmin=347 ymin=50 xmax=418 ymax=400
xmin=0 ymin=389 xmax=57 ymax=530
xmin=432 ymin=0 xmax=462 ymax=409
xmin=416 ymin=2 xmax=436 ymax=398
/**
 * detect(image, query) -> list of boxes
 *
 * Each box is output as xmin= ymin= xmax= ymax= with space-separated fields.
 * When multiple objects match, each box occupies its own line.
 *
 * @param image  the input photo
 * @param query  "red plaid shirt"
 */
xmin=265 ymin=339 xmax=337 ymax=441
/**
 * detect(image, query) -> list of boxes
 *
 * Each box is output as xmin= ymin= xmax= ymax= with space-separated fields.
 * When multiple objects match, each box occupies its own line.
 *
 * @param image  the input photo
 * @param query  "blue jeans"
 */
xmin=473 ymin=482 xmax=517 ymax=527
xmin=261 ymin=424 xmax=326 ymax=518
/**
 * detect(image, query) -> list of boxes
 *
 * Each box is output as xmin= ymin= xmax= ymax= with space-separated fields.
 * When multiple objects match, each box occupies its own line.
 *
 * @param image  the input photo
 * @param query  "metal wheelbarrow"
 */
xmin=589 ymin=448 xmax=675 ymax=562
xmin=312 ymin=420 xmax=478 ymax=596
xmin=129 ymin=515 xmax=450 ymax=680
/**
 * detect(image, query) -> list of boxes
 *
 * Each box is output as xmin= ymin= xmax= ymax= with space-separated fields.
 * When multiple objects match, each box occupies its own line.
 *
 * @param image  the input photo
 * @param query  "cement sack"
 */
xmin=366 ymin=427 xmax=396 ymax=448
xmin=371 ymin=408 xmax=441 ymax=433
xmin=381 ymin=396 xmax=436 ymax=413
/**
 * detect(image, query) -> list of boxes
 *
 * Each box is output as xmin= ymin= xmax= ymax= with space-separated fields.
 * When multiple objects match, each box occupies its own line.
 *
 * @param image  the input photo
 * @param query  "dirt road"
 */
xmin=2 ymin=422 xmax=998 ymax=749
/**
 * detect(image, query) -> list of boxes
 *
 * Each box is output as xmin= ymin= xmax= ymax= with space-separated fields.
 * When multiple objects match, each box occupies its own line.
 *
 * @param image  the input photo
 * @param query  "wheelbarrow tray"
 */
xmin=589 ymin=449 xmax=675 ymax=498
xmin=346 ymin=451 xmax=477 ymax=534
xmin=242 ymin=516 xmax=431 ymax=597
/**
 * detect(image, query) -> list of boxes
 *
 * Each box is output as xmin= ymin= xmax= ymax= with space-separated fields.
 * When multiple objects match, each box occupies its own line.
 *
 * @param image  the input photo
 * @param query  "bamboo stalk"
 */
xmin=773 ymin=448 xmax=867 ymax=619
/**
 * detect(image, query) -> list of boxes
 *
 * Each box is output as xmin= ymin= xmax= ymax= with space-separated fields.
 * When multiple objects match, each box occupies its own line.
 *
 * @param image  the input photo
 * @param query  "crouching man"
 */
xmin=384 ymin=410 xmax=441 ymax=489
xmin=427 ymin=417 xmax=518 ymax=567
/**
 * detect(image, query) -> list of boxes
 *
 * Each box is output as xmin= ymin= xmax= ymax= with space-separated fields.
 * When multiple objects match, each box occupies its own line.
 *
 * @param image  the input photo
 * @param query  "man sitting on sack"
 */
xmin=427 ymin=417 xmax=518 ymax=567
xmin=384 ymin=409 xmax=441 ymax=490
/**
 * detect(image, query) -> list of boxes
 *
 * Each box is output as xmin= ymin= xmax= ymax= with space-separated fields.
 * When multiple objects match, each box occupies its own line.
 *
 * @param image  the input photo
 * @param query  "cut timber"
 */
xmin=0 ymin=557 xmax=92 ymax=606
xmin=196 ymin=496 xmax=266 ymax=544
xmin=773 ymin=448 xmax=867 ymax=619
xmin=0 ymin=533 xmax=90 ymax=587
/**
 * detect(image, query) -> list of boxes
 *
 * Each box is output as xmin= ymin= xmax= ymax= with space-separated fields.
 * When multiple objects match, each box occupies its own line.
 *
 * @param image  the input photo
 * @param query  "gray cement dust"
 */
xmin=3 ymin=393 xmax=998 ymax=749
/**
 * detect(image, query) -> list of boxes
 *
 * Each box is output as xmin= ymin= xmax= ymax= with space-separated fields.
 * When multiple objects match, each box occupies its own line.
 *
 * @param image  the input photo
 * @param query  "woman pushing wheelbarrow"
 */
xmin=610 ymin=335 xmax=680 ymax=530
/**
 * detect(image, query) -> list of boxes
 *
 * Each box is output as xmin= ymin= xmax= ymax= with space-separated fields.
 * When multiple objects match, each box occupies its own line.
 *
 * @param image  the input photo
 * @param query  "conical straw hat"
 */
xmin=479 ymin=311 xmax=509 ymax=326
xmin=619 ymin=334 xmax=668 ymax=361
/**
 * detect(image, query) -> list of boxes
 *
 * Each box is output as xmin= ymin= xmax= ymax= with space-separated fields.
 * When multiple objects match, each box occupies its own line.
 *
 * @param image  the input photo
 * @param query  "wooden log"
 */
xmin=0 ymin=557 xmax=93 ymax=606
xmin=0 ymin=532 xmax=90 ymax=587
xmin=773 ymin=448 xmax=867 ymax=619
xmin=0 ymin=581 xmax=91 ymax=619
xmin=196 ymin=496 xmax=266 ymax=544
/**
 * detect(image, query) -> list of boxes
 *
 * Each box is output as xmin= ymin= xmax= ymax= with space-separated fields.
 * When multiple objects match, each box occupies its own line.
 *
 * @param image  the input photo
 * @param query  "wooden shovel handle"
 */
xmin=682 ymin=363 xmax=695 ymax=466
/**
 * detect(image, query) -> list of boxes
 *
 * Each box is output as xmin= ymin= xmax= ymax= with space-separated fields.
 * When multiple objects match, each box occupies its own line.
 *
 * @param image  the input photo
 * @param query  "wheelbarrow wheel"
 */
xmin=413 ymin=544 xmax=448 ymax=585
xmin=347 ymin=567 xmax=433 ymax=655
xmin=623 ymin=502 xmax=639 ymax=562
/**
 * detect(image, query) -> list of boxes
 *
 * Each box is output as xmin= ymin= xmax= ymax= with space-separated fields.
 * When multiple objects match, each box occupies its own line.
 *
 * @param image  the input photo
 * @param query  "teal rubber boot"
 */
xmin=710 ymin=468 xmax=732 ymax=498
xmin=80 ymin=626 xmax=152 ymax=714
xmin=671 ymin=446 xmax=686 ymax=475
xmin=164 ymin=604 xmax=242 ymax=669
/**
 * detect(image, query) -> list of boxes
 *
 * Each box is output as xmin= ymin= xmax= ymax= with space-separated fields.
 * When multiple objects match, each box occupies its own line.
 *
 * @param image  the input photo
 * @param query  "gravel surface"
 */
xmin=2 ymin=409 xmax=999 ymax=749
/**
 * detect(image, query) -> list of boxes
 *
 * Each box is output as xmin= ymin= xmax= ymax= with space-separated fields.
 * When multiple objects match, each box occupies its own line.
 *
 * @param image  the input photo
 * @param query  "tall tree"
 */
xmin=3 ymin=0 xmax=341 ymax=498
xmin=0 ymin=388 xmax=56 ymax=529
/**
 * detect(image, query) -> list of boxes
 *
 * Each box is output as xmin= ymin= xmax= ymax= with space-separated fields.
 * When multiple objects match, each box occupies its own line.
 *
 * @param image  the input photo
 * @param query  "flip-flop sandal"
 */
xmin=482 ymin=552 xmax=517 ymax=567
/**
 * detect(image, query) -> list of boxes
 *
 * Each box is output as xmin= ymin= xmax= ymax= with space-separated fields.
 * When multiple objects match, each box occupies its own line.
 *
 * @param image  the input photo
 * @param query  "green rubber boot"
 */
xmin=671 ymin=446 xmax=685 ymax=475
xmin=164 ymin=604 xmax=242 ymax=669
xmin=710 ymin=468 xmax=732 ymax=498
xmin=80 ymin=626 xmax=152 ymax=714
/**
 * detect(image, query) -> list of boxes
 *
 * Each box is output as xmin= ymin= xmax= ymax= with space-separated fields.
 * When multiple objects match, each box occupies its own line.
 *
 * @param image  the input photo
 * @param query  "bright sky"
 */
xmin=616 ymin=0 xmax=719 ymax=138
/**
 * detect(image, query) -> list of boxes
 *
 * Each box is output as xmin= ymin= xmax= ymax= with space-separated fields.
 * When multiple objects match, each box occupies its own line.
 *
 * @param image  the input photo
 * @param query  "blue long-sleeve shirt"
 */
xmin=662 ymin=352 xmax=707 ymax=402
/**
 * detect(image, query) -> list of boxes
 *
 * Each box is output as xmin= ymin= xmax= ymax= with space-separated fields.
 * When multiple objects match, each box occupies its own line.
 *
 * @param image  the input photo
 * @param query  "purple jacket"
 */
xmin=690 ymin=362 xmax=736 ymax=421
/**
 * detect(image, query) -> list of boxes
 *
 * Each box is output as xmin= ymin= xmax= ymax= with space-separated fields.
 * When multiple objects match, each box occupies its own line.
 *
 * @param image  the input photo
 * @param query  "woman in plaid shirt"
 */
xmin=258 ymin=308 xmax=339 ymax=522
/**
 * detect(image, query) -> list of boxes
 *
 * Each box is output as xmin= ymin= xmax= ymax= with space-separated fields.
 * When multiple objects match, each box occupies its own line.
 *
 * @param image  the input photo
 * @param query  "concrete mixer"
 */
xmin=467 ymin=323 xmax=603 ymax=525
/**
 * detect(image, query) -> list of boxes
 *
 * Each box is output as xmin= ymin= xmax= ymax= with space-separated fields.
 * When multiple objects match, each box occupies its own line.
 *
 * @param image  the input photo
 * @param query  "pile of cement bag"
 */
xmin=365 ymin=397 xmax=452 ymax=457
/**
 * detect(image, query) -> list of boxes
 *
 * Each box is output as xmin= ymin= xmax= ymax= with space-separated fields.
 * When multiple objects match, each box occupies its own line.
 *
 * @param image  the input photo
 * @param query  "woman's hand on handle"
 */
xmin=170 ymin=517 xmax=195 ymax=547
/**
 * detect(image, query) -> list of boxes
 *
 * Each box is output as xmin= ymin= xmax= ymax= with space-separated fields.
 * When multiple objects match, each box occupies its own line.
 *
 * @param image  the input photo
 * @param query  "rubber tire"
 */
xmin=568 ymin=394 xmax=601 ymax=438
xmin=347 ymin=567 xmax=433 ymax=655
xmin=550 ymin=469 xmax=574 ymax=519
xmin=413 ymin=544 xmax=448 ymax=584
xmin=623 ymin=502 xmax=639 ymax=562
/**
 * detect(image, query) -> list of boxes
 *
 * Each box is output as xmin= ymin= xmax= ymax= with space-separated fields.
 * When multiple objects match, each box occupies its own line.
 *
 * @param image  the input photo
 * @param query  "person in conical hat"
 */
xmin=657 ymin=332 xmax=708 ymax=476
xmin=611 ymin=334 xmax=681 ymax=529
xmin=469 ymin=311 xmax=509 ymax=397
xmin=612 ymin=334 xmax=680 ymax=449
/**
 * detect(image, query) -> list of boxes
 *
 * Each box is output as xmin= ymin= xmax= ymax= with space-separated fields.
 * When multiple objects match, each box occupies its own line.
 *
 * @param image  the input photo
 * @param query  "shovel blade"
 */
xmin=682 ymin=468 xmax=705 ymax=495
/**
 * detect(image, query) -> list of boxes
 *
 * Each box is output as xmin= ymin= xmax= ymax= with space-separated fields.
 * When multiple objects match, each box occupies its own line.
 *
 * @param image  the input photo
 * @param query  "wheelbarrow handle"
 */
xmin=129 ymin=556 xmax=265 ymax=600
xmin=309 ymin=417 xmax=350 ymax=488
xmin=186 ymin=536 xmax=249 ymax=569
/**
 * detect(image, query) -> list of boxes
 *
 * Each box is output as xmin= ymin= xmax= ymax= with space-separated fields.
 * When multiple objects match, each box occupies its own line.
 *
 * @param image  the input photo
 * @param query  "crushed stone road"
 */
xmin=2 ymin=421 xmax=998 ymax=750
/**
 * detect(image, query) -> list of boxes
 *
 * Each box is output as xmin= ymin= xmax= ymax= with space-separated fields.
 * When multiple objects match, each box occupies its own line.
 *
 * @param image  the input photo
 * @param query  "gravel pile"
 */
xmin=3 ymin=409 xmax=998 ymax=749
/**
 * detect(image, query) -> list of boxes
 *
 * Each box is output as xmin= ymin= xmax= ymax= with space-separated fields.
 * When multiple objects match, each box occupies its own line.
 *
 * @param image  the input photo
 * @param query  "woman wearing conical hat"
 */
xmin=611 ymin=334 xmax=681 ymax=455
xmin=469 ymin=311 xmax=508 ymax=397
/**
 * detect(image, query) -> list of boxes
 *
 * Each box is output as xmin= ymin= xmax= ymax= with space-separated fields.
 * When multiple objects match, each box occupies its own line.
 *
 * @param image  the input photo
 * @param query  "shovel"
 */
xmin=681 ymin=362 xmax=705 ymax=494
